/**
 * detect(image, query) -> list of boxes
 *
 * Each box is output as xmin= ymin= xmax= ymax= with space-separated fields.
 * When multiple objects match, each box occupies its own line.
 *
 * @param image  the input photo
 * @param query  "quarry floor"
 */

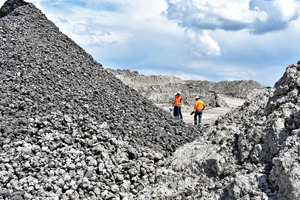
xmin=158 ymin=94 xmax=246 ymax=125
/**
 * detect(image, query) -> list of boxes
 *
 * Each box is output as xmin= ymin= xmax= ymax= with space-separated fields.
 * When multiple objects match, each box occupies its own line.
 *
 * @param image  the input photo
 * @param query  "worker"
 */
xmin=174 ymin=91 xmax=183 ymax=119
xmin=194 ymin=96 xmax=205 ymax=126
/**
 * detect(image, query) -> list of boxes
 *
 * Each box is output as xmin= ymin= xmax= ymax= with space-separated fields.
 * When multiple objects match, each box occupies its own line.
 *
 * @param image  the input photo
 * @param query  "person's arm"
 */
xmin=202 ymin=102 xmax=206 ymax=110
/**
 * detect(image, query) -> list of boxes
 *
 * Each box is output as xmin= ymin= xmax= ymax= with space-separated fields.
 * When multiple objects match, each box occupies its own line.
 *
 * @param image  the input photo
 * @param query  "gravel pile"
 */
xmin=136 ymin=62 xmax=300 ymax=199
xmin=107 ymin=68 xmax=265 ymax=107
xmin=0 ymin=1 xmax=199 ymax=199
xmin=1 ymin=0 xmax=300 ymax=200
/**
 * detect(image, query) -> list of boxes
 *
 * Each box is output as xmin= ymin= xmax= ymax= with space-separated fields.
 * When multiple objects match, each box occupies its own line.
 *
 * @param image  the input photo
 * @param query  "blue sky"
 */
xmin=1 ymin=0 xmax=300 ymax=86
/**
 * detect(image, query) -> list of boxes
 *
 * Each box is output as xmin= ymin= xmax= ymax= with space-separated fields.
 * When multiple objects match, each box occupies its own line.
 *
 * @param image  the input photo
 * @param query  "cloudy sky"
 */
xmin=1 ymin=0 xmax=300 ymax=86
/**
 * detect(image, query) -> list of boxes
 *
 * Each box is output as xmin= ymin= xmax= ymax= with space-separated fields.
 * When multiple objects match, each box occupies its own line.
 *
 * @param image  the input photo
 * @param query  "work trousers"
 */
xmin=173 ymin=106 xmax=182 ymax=119
xmin=194 ymin=109 xmax=202 ymax=125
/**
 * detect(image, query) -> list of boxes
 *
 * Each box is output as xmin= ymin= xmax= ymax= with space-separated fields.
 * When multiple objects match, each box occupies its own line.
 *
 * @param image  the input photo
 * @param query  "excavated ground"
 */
xmin=158 ymin=94 xmax=247 ymax=125
xmin=1 ymin=1 xmax=300 ymax=200
xmin=107 ymin=68 xmax=265 ymax=108
xmin=107 ymin=69 xmax=266 ymax=125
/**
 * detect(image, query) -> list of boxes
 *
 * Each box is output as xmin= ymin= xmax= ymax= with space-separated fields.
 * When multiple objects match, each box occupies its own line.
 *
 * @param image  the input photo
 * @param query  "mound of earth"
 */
xmin=107 ymin=69 xmax=266 ymax=126
xmin=1 ymin=0 xmax=300 ymax=200
xmin=107 ymin=68 xmax=265 ymax=108
xmin=0 ymin=1 xmax=199 ymax=199
xmin=134 ymin=62 xmax=300 ymax=199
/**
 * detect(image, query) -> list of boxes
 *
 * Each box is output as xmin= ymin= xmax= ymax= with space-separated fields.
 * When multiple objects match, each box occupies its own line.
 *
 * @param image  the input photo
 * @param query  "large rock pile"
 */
xmin=0 ymin=1 xmax=199 ymax=199
xmin=134 ymin=62 xmax=300 ymax=199
xmin=107 ymin=68 xmax=265 ymax=107
xmin=1 ymin=0 xmax=300 ymax=199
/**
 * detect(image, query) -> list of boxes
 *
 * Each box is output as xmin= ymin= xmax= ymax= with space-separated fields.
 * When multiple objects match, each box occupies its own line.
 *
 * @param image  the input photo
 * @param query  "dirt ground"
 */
xmin=157 ymin=94 xmax=246 ymax=125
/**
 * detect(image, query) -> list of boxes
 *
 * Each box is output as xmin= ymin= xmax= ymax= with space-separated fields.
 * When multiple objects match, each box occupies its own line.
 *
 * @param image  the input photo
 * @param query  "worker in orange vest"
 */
xmin=194 ymin=96 xmax=205 ymax=126
xmin=174 ymin=91 xmax=183 ymax=119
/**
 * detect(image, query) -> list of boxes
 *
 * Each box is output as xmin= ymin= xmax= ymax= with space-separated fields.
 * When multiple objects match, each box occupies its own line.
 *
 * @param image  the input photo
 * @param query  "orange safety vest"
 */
xmin=195 ymin=99 xmax=205 ymax=110
xmin=174 ymin=95 xmax=182 ymax=107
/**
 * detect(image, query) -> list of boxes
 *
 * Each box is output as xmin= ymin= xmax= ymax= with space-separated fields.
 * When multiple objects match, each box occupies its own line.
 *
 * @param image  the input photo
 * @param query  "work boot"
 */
xmin=197 ymin=123 xmax=202 ymax=127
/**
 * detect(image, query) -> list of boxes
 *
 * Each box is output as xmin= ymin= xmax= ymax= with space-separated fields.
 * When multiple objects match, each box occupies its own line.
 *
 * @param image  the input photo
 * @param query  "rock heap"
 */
xmin=1 ymin=0 xmax=300 ymax=200
xmin=107 ymin=68 xmax=265 ymax=107
xmin=0 ymin=0 xmax=199 ymax=199
xmin=134 ymin=62 xmax=300 ymax=199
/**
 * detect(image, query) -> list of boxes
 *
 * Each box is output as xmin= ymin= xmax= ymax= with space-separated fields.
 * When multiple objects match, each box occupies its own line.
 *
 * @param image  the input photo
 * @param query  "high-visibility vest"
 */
xmin=174 ymin=96 xmax=182 ymax=107
xmin=195 ymin=99 xmax=205 ymax=110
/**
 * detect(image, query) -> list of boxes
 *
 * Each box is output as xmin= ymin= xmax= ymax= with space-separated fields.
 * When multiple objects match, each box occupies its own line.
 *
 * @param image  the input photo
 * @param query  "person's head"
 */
xmin=195 ymin=96 xmax=200 ymax=100
xmin=177 ymin=91 xmax=181 ymax=96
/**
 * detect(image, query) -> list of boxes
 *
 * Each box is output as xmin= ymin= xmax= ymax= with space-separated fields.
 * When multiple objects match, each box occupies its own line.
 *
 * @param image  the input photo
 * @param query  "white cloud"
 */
xmin=36 ymin=0 xmax=183 ymax=49
xmin=44 ymin=11 xmax=132 ymax=47
xmin=164 ymin=0 xmax=300 ymax=57
xmin=27 ymin=0 xmax=43 ymax=10
xmin=272 ymin=0 xmax=299 ymax=21
xmin=165 ymin=0 xmax=266 ymax=56
xmin=203 ymin=0 xmax=267 ymax=23
xmin=0 ymin=0 xmax=4 ymax=7
xmin=166 ymin=0 xmax=300 ymax=34
xmin=166 ymin=0 xmax=267 ymax=31
xmin=186 ymin=29 xmax=221 ymax=56
xmin=88 ymin=31 xmax=129 ymax=46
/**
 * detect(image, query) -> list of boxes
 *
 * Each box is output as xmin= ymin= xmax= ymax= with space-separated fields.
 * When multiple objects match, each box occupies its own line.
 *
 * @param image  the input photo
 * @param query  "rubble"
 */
xmin=0 ymin=1 xmax=198 ymax=199
xmin=135 ymin=63 xmax=300 ymax=199
xmin=107 ymin=68 xmax=265 ymax=107
xmin=1 ymin=0 xmax=300 ymax=199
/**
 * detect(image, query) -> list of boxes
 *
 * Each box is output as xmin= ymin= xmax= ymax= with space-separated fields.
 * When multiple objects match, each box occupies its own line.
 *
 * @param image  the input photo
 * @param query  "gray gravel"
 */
xmin=107 ymin=68 xmax=265 ymax=107
xmin=1 ymin=0 xmax=300 ymax=200
xmin=0 ymin=1 xmax=199 ymax=199
xmin=135 ymin=62 xmax=300 ymax=199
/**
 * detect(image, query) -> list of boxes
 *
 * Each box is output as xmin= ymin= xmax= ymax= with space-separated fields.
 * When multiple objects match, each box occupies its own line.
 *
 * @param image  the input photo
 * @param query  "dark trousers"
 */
xmin=173 ymin=106 xmax=182 ymax=119
xmin=194 ymin=110 xmax=202 ymax=125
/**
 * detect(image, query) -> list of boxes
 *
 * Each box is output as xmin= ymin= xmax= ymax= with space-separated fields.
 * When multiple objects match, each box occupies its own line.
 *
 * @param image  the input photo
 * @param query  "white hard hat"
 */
xmin=195 ymin=96 xmax=200 ymax=99
xmin=177 ymin=91 xmax=181 ymax=95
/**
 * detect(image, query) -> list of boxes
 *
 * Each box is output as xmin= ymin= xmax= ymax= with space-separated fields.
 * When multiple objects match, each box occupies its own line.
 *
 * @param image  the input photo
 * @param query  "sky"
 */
xmin=1 ymin=0 xmax=300 ymax=86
